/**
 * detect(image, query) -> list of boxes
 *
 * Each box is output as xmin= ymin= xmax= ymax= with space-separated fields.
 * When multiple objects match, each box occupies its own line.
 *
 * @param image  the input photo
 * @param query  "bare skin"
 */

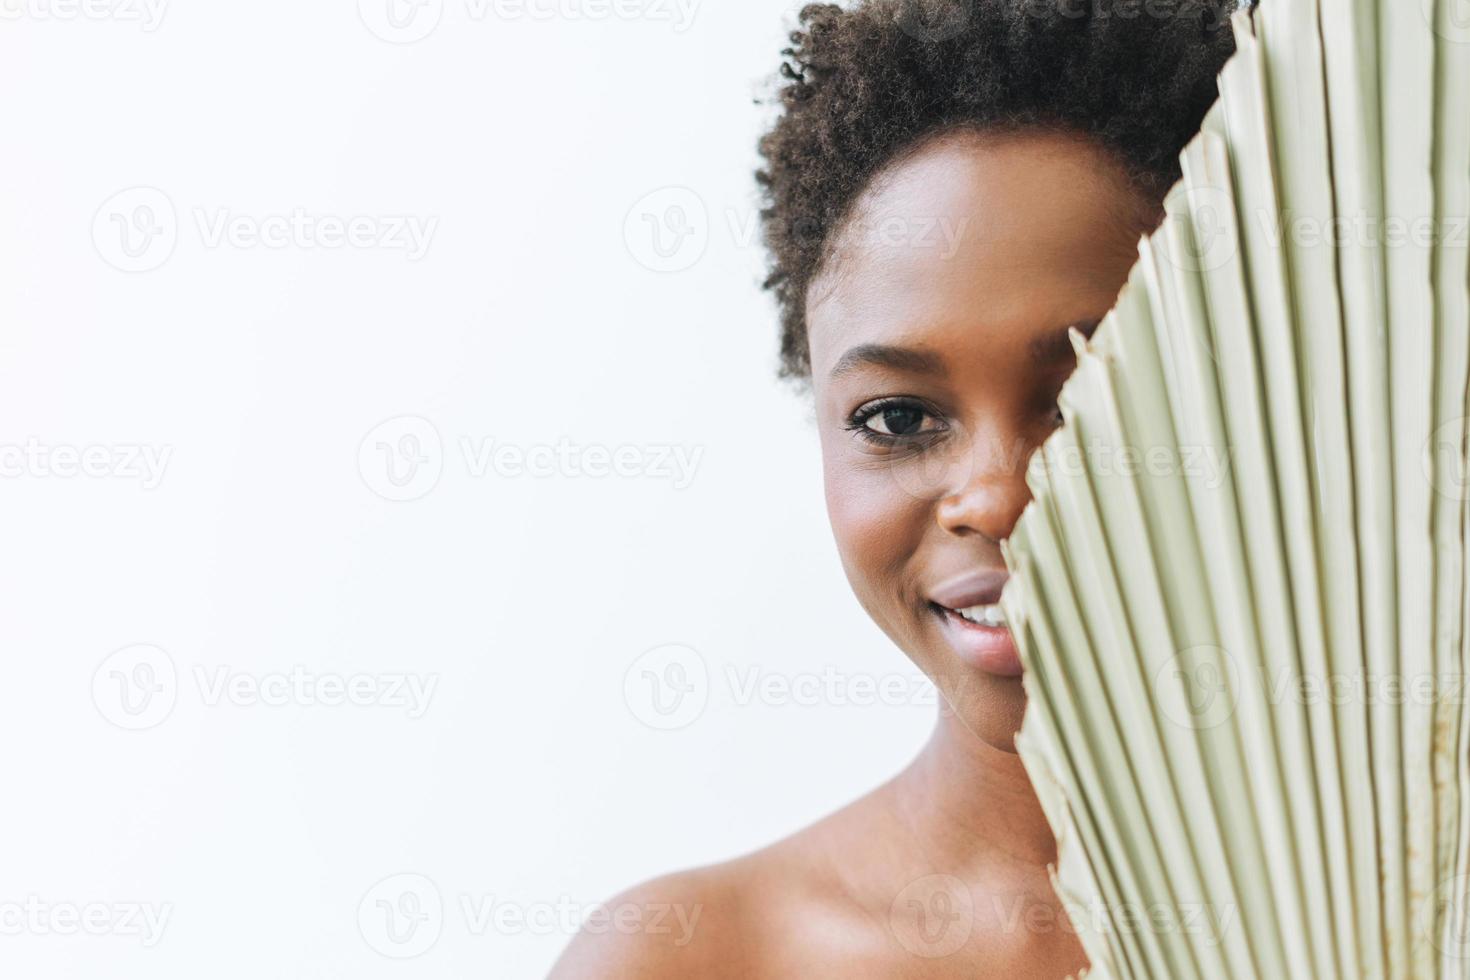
xmin=552 ymin=129 xmax=1159 ymax=979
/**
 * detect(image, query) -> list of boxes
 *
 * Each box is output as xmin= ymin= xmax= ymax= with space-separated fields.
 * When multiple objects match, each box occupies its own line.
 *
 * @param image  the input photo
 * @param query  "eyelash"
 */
xmin=843 ymin=395 xmax=1066 ymax=449
xmin=844 ymin=397 xmax=947 ymax=448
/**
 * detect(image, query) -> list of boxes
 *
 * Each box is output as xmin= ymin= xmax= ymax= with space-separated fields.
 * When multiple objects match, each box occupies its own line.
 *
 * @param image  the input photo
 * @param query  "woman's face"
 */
xmin=806 ymin=129 xmax=1156 ymax=750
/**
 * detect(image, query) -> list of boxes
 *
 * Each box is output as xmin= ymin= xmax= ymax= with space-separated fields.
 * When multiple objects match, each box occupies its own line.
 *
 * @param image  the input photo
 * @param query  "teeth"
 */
xmin=955 ymin=604 xmax=1006 ymax=628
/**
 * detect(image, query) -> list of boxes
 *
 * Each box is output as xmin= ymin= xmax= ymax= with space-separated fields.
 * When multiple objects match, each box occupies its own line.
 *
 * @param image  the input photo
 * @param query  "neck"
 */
xmin=891 ymin=704 xmax=1059 ymax=874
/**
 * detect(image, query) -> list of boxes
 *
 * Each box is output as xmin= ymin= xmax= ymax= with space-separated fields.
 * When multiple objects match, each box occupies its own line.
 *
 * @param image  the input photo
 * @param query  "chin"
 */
xmin=933 ymin=662 xmax=1028 ymax=752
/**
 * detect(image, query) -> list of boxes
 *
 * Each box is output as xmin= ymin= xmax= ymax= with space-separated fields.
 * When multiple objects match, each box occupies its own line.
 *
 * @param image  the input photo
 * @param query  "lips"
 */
xmin=929 ymin=568 xmax=1009 ymax=611
xmin=928 ymin=569 xmax=1023 ymax=677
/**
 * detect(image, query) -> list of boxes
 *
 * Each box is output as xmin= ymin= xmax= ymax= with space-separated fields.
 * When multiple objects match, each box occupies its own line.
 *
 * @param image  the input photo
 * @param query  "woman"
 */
xmin=555 ymin=1 xmax=1237 ymax=975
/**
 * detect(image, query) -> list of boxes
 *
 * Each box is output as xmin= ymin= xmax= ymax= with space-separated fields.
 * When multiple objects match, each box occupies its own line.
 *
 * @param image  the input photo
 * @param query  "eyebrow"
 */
xmin=1029 ymin=319 xmax=1102 ymax=365
xmin=828 ymin=343 xmax=947 ymax=381
xmin=829 ymin=319 xmax=1103 ymax=381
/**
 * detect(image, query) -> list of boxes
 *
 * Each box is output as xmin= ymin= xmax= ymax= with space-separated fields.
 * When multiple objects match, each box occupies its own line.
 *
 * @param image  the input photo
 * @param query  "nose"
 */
xmin=934 ymin=435 xmax=1034 ymax=543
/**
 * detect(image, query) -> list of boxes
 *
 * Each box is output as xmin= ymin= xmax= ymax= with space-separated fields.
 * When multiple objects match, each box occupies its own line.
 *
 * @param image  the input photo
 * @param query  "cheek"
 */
xmin=820 ymin=445 xmax=931 ymax=608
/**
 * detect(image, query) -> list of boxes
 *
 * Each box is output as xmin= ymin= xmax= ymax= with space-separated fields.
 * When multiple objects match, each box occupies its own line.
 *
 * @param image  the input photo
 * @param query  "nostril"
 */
xmin=934 ymin=479 xmax=1030 ymax=544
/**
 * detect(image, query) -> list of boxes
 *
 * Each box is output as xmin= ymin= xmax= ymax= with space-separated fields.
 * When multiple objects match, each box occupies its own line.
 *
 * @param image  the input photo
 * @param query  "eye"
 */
xmin=867 ymin=404 xmax=929 ymax=436
xmin=846 ymin=397 xmax=946 ymax=444
xmin=1037 ymin=379 xmax=1068 ymax=429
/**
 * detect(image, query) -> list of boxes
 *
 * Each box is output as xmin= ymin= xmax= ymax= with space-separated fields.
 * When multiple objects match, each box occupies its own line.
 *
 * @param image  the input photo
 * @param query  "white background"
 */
xmin=0 ymin=1 xmax=935 ymax=976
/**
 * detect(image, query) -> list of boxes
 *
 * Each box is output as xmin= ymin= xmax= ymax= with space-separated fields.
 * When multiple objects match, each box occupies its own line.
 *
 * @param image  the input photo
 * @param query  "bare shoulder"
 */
xmin=550 ymin=788 xmax=893 ymax=979
xmin=546 ymin=859 xmax=761 ymax=979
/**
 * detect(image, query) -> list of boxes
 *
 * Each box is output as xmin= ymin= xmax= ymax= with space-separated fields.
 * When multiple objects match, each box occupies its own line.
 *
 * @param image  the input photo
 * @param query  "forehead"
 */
xmin=805 ymin=130 xmax=1148 ymax=380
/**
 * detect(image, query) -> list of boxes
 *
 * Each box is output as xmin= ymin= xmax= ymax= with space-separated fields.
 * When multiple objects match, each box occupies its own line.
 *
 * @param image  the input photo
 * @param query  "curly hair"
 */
xmin=755 ymin=0 xmax=1242 ymax=379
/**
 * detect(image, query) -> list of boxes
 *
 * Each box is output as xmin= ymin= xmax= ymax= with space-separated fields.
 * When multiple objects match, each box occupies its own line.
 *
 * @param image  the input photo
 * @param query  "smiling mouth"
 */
xmin=942 ymin=602 xmax=1007 ymax=628
xmin=928 ymin=600 xmax=1023 ymax=677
